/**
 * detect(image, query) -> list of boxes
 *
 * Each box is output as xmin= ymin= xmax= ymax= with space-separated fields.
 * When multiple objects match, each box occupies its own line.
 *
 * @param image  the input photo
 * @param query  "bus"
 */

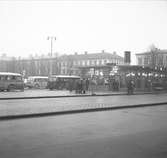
xmin=47 ymin=75 xmax=81 ymax=90
xmin=0 ymin=72 xmax=24 ymax=91
xmin=25 ymin=76 xmax=48 ymax=89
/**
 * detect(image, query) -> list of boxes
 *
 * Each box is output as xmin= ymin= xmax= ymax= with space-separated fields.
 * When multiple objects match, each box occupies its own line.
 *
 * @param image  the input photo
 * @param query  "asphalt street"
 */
xmin=0 ymin=105 xmax=167 ymax=158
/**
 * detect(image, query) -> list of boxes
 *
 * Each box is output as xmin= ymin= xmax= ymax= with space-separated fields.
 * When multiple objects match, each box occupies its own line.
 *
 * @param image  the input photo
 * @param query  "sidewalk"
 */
xmin=0 ymin=93 xmax=167 ymax=120
xmin=0 ymin=88 xmax=159 ymax=100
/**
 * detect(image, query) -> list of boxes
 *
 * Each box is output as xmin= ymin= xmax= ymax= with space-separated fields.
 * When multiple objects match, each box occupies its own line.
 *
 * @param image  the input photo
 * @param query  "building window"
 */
xmin=82 ymin=60 xmax=85 ymax=66
xmin=144 ymin=57 xmax=148 ymax=65
xmin=99 ymin=60 xmax=102 ymax=65
xmin=138 ymin=57 xmax=142 ymax=65
xmin=102 ymin=60 xmax=104 ymax=65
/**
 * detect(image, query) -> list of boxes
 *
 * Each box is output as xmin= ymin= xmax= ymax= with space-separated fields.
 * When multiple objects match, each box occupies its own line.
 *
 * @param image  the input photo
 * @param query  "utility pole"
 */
xmin=47 ymin=36 xmax=56 ymax=76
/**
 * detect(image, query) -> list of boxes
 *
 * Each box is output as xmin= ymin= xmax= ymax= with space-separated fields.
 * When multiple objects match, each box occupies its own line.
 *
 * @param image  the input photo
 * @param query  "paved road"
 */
xmin=0 ymin=105 xmax=167 ymax=158
xmin=0 ymin=93 xmax=167 ymax=117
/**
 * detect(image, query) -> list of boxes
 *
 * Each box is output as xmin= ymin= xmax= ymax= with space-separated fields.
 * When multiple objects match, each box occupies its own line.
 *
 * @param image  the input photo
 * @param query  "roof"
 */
xmin=50 ymin=75 xmax=81 ymax=79
xmin=58 ymin=52 xmax=124 ymax=61
xmin=136 ymin=49 xmax=167 ymax=56
xmin=28 ymin=76 xmax=48 ymax=79
xmin=0 ymin=72 xmax=22 ymax=76
xmin=4 ymin=52 xmax=124 ymax=62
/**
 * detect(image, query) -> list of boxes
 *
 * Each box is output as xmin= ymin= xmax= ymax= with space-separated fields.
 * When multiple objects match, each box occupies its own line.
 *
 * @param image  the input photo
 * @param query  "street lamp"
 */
xmin=47 ymin=36 xmax=56 ymax=76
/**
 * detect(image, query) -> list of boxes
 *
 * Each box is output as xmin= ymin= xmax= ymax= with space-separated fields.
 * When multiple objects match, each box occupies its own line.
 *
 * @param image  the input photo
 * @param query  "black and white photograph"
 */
xmin=0 ymin=0 xmax=167 ymax=157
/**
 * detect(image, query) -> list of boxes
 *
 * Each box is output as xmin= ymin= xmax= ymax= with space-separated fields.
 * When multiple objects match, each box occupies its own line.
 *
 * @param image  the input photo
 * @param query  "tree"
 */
xmin=148 ymin=44 xmax=157 ymax=52
xmin=148 ymin=44 xmax=158 ymax=68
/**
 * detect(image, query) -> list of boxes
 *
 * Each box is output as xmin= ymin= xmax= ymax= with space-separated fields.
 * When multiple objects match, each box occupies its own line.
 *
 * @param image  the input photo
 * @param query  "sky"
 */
xmin=0 ymin=1 xmax=167 ymax=64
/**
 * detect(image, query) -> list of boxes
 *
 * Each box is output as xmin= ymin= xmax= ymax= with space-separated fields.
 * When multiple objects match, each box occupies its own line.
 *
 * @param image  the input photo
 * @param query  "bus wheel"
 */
xmin=20 ymin=87 xmax=24 ymax=92
xmin=34 ymin=84 xmax=40 ymax=89
xmin=7 ymin=85 xmax=15 ymax=92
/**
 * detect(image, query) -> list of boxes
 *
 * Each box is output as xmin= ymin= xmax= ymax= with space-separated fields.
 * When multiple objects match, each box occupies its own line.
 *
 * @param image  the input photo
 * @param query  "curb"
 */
xmin=0 ymin=92 xmax=155 ymax=100
xmin=0 ymin=101 xmax=167 ymax=121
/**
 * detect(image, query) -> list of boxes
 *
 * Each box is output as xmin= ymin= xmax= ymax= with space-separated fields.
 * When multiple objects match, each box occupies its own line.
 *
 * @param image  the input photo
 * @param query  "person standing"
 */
xmin=86 ymin=78 xmax=89 ymax=91
xmin=127 ymin=80 xmax=135 ymax=95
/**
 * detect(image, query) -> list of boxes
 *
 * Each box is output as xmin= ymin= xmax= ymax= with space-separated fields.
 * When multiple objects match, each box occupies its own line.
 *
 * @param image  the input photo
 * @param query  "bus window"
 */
xmin=16 ymin=76 xmax=22 ymax=81
xmin=48 ymin=75 xmax=81 ymax=90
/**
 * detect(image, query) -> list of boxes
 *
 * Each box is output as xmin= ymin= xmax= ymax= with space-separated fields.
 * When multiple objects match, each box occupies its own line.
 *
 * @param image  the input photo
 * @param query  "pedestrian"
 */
xmin=78 ymin=79 xmax=83 ymax=94
xmin=127 ymin=80 xmax=135 ymax=95
xmin=86 ymin=78 xmax=89 ymax=91
xmin=68 ymin=79 xmax=73 ymax=92
xmin=90 ymin=77 xmax=96 ymax=95
xmin=82 ymin=78 xmax=86 ymax=94
xmin=75 ymin=80 xmax=80 ymax=94
xmin=115 ymin=80 xmax=119 ymax=91
xmin=131 ymin=80 xmax=135 ymax=94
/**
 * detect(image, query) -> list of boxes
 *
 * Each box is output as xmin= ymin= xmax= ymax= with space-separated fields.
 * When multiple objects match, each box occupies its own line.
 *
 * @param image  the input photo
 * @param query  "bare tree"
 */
xmin=148 ymin=44 xmax=158 ymax=68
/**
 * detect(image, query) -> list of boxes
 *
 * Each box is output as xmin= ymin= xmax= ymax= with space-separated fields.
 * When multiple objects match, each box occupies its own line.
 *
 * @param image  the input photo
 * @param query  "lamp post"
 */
xmin=47 ymin=36 xmax=56 ymax=76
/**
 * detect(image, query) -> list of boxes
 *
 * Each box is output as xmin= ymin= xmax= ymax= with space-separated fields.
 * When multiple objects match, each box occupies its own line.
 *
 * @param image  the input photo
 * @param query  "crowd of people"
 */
xmin=67 ymin=76 xmax=164 ymax=95
xmin=68 ymin=77 xmax=120 ymax=94
xmin=68 ymin=78 xmax=90 ymax=94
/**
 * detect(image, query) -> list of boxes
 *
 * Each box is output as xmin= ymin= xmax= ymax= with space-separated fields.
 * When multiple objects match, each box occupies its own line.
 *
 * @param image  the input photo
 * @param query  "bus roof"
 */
xmin=50 ymin=75 xmax=80 ymax=79
xmin=28 ymin=76 xmax=48 ymax=79
xmin=0 ymin=72 xmax=22 ymax=76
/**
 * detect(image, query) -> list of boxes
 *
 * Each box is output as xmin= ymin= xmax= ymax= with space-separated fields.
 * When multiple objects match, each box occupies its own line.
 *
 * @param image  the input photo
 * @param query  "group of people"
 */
xmin=68 ymin=77 xmax=136 ymax=95
xmin=68 ymin=78 xmax=89 ymax=94
xmin=112 ymin=80 xmax=119 ymax=91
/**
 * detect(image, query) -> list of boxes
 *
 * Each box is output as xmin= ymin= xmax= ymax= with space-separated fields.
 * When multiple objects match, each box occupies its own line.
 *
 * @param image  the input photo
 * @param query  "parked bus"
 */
xmin=0 ymin=72 xmax=24 ymax=91
xmin=25 ymin=76 xmax=48 ymax=89
xmin=47 ymin=75 xmax=81 ymax=90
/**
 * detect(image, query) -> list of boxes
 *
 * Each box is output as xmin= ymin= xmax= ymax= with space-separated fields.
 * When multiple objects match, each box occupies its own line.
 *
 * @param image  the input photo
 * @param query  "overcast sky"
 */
xmin=0 ymin=1 xmax=167 ymax=64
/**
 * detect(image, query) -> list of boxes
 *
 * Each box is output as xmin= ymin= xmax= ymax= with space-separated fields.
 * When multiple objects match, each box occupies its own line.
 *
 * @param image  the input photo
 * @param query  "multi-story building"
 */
xmin=136 ymin=49 xmax=167 ymax=68
xmin=0 ymin=50 xmax=124 ymax=77
xmin=57 ymin=51 xmax=124 ymax=75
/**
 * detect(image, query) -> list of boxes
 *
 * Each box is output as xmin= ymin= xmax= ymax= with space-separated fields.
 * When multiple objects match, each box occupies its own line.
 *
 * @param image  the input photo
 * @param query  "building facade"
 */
xmin=136 ymin=49 xmax=167 ymax=68
xmin=0 ymin=51 xmax=124 ymax=77
xmin=57 ymin=51 xmax=124 ymax=75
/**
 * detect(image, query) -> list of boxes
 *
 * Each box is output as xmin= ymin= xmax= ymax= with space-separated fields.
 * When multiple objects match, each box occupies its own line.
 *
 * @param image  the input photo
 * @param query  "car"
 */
xmin=25 ymin=76 xmax=48 ymax=89
xmin=152 ymin=82 xmax=164 ymax=91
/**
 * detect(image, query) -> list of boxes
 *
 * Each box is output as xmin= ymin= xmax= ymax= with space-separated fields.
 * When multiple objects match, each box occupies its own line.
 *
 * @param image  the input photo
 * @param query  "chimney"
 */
xmin=124 ymin=51 xmax=131 ymax=64
xmin=84 ymin=51 xmax=88 ymax=55
xmin=113 ymin=51 xmax=116 ymax=55
xmin=102 ymin=50 xmax=105 ymax=53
